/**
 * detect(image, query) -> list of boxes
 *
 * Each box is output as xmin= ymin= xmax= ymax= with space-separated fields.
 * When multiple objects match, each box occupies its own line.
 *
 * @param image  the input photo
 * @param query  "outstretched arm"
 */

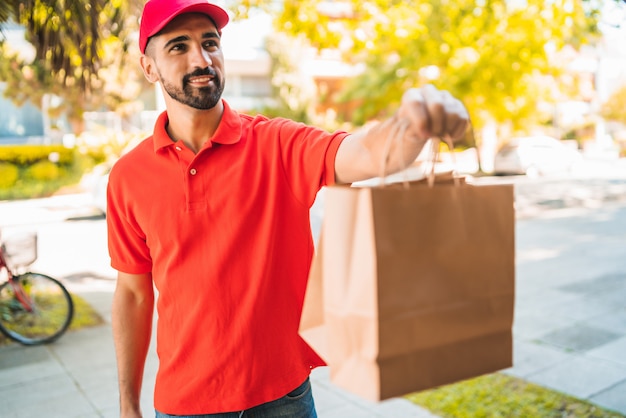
xmin=112 ymin=271 xmax=155 ymax=418
xmin=334 ymin=84 xmax=469 ymax=184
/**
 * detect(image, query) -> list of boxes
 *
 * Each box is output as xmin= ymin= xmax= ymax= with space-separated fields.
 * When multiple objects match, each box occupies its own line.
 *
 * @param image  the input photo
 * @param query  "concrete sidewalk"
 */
xmin=0 ymin=299 xmax=437 ymax=418
xmin=1 ymin=186 xmax=626 ymax=417
xmin=509 ymin=205 xmax=626 ymax=414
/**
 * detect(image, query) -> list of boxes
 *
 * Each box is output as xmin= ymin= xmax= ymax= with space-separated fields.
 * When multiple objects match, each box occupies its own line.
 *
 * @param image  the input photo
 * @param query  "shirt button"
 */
xmin=175 ymin=146 xmax=182 ymax=151
xmin=190 ymin=168 xmax=197 ymax=175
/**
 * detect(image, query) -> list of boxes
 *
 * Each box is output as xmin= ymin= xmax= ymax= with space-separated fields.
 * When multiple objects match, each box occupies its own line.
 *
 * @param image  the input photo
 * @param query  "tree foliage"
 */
xmin=0 ymin=1 xmax=141 ymax=91
xmin=0 ymin=0 xmax=613 ymax=139
xmin=271 ymin=0 xmax=604 ymax=134
xmin=0 ymin=0 xmax=145 ymax=132
xmin=601 ymin=83 xmax=626 ymax=123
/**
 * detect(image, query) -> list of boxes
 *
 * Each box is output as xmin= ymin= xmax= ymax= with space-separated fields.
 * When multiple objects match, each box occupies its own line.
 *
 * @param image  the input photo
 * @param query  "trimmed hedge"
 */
xmin=24 ymin=160 xmax=64 ymax=181
xmin=0 ymin=162 xmax=19 ymax=188
xmin=0 ymin=144 xmax=106 ymax=200
xmin=0 ymin=145 xmax=74 ymax=166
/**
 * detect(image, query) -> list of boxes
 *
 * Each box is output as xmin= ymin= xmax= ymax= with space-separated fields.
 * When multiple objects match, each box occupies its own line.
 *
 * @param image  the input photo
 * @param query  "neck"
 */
xmin=165 ymin=99 xmax=224 ymax=153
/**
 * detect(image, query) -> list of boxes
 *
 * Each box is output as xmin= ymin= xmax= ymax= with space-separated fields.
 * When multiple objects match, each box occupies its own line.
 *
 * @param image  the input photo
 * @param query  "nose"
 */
xmin=189 ymin=44 xmax=212 ymax=68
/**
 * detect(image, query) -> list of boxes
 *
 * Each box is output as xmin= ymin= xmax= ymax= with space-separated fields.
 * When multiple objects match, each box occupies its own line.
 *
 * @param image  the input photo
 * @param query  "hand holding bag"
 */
xmin=300 ymin=124 xmax=515 ymax=401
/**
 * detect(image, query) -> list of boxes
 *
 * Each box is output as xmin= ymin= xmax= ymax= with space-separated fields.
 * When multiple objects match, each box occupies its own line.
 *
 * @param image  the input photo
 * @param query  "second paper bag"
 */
xmin=300 ymin=180 xmax=515 ymax=401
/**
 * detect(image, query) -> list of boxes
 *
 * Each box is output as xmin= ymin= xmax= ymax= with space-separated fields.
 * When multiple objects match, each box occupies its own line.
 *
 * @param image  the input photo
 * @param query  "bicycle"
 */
xmin=0 ymin=229 xmax=74 ymax=345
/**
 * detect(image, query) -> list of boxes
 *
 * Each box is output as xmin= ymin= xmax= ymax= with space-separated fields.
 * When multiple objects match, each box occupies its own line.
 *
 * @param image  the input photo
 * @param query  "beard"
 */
xmin=160 ymin=67 xmax=224 ymax=110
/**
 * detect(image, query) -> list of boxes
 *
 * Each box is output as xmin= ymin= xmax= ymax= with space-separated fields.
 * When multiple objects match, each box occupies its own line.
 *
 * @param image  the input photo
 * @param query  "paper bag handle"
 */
xmin=379 ymin=119 xmax=410 ymax=187
xmin=427 ymin=137 xmax=459 ymax=187
xmin=378 ymin=120 xmax=459 ymax=188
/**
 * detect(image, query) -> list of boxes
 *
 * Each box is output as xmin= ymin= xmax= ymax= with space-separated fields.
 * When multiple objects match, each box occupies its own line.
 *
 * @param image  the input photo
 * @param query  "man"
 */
xmin=108 ymin=0 xmax=469 ymax=417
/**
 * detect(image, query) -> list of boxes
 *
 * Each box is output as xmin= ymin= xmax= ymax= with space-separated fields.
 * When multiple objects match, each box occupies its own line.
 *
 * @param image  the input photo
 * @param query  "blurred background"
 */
xmin=1 ymin=0 xmax=626 ymax=201
xmin=1 ymin=3 xmax=626 ymax=417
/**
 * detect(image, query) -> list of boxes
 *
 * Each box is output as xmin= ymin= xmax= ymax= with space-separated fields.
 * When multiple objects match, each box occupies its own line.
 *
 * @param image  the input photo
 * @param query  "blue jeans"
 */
xmin=155 ymin=377 xmax=317 ymax=418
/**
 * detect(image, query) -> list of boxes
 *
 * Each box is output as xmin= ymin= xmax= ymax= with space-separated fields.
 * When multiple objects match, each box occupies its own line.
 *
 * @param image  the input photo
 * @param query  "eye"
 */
xmin=203 ymin=39 xmax=220 ymax=50
xmin=170 ymin=43 xmax=187 ymax=52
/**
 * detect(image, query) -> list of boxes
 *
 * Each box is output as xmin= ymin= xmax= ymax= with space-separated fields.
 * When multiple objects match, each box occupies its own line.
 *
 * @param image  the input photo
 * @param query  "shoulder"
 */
xmin=109 ymin=136 xmax=154 ymax=178
xmin=243 ymin=115 xmax=321 ymax=138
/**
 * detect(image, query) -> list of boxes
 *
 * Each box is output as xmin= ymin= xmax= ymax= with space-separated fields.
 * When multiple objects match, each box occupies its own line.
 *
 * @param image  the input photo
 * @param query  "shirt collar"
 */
xmin=153 ymin=100 xmax=242 ymax=152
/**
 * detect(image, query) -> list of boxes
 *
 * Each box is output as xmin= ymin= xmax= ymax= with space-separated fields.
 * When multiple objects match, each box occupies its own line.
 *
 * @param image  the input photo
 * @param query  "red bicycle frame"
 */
xmin=0 ymin=244 xmax=35 ymax=313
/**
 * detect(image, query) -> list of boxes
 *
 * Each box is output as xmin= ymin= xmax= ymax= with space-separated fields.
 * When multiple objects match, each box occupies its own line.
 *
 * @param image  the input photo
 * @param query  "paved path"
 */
xmin=510 ymin=205 xmax=626 ymax=413
xmin=1 ymin=170 xmax=625 ymax=417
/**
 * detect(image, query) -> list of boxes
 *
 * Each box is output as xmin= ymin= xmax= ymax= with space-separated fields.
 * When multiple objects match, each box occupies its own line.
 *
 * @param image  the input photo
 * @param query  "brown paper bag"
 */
xmin=300 ymin=177 xmax=515 ymax=401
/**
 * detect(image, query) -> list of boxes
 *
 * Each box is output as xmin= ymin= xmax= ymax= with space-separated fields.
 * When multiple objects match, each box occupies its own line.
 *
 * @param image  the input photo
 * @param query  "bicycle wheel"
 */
xmin=0 ymin=272 xmax=74 ymax=345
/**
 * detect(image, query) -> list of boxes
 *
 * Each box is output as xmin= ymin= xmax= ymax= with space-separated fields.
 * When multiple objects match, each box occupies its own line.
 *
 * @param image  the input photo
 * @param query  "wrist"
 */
xmin=119 ymin=392 xmax=142 ymax=417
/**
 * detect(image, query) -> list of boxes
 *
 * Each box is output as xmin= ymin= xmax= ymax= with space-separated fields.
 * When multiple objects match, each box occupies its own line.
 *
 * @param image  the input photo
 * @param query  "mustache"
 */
xmin=183 ymin=67 xmax=218 ymax=84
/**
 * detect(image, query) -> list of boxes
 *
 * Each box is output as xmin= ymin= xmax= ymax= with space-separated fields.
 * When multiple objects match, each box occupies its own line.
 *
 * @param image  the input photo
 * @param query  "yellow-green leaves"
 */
xmin=268 ymin=0 xmax=603 ymax=132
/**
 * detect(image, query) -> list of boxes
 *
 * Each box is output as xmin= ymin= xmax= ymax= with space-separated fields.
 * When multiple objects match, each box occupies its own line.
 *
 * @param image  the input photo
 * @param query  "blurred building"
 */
xmin=0 ymin=22 xmax=46 ymax=145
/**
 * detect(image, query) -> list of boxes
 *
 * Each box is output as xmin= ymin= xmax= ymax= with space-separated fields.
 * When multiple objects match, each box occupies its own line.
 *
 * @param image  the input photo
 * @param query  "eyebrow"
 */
xmin=163 ymin=32 xmax=221 ymax=50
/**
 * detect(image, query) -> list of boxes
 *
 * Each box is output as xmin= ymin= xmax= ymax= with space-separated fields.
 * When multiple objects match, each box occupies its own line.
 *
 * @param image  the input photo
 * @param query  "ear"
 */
xmin=140 ymin=55 xmax=159 ymax=84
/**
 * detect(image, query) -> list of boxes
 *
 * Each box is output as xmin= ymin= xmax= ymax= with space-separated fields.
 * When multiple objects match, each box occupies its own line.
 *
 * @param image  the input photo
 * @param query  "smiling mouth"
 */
xmin=188 ymin=76 xmax=213 ymax=84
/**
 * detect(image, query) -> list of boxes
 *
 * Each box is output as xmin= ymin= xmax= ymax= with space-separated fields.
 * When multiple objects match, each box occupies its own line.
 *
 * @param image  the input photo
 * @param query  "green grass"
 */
xmin=406 ymin=373 xmax=624 ymax=418
xmin=68 ymin=293 xmax=106 ymax=330
xmin=0 ymin=293 xmax=104 ymax=346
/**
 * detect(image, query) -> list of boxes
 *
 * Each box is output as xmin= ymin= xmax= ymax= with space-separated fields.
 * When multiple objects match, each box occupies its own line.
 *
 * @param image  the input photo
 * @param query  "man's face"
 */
xmin=143 ymin=13 xmax=225 ymax=110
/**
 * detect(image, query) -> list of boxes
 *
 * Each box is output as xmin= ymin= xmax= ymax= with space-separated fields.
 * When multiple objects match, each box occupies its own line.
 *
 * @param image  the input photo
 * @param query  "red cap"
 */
xmin=139 ymin=0 xmax=230 ymax=54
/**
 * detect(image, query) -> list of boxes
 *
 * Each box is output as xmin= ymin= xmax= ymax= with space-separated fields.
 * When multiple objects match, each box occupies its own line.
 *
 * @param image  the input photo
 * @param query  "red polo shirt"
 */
xmin=107 ymin=101 xmax=348 ymax=415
